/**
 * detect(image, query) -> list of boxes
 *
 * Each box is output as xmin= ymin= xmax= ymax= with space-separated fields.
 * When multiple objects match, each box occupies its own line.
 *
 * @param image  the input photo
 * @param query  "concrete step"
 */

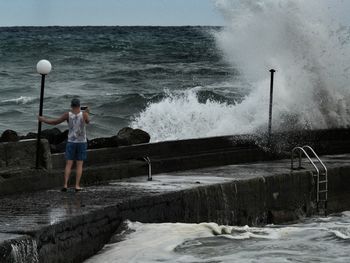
xmin=50 ymin=134 xmax=260 ymax=170
xmin=51 ymin=144 xmax=262 ymax=170
xmin=50 ymin=147 xmax=268 ymax=186
xmin=149 ymin=147 xmax=268 ymax=173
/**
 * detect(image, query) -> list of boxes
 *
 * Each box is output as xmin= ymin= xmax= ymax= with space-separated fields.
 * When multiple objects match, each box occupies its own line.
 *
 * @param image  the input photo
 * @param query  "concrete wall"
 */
xmin=1 ymin=129 xmax=350 ymax=262
xmin=326 ymin=165 xmax=350 ymax=214
xmin=5 ymin=164 xmax=348 ymax=263
xmin=120 ymin=170 xmax=315 ymax=226
xmin=2 ymin=128 xmax=350 ymax=196
xmin=0 ymin=234 xmax=38 ymax=263
xmin=0 ymin=135 xmax=269 ymax=196
xmin=2 ymin=128 xmax=350 ymax=173
xmin=0 ymin=139 xmax=51 ymax=171
xmin=51 ymin=135 xmax=261 ymax=169
xmin=49 ymin=128 xmax=350 ymax=172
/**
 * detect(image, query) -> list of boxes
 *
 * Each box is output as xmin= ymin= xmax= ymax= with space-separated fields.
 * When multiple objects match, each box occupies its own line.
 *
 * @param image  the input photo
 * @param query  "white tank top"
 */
xmin=68 ymin=112 xmax=87 ymax=143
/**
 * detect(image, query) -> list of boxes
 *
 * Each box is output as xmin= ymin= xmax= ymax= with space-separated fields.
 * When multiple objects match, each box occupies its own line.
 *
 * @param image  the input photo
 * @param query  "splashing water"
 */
xmin=132 ymin=88 xmax=262 ymax=141
xmin=10 ymin=239 xmax=39 ymax=263
xmin=86 ymin=212 xmax=350 ymax=263
xmin=132 ymin=0 xmax=350 ymax=142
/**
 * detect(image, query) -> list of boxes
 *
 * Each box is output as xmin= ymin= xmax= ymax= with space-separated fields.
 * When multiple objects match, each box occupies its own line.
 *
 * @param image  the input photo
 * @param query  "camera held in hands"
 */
xmin=80 ymin=106 xmax=88 ymax=111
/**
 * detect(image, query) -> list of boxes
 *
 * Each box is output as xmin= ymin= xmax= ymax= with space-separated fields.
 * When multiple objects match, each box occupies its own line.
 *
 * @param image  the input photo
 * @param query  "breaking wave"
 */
xmin=131 ymin=87 xmax=261 ymax=141
xmin=132 ymin=0 xmax=350 ymax=141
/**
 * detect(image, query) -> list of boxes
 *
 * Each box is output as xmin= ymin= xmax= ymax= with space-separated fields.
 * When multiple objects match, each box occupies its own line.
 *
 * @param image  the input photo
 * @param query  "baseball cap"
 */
xmin=71 ymin=98 xmax=81 ymax=107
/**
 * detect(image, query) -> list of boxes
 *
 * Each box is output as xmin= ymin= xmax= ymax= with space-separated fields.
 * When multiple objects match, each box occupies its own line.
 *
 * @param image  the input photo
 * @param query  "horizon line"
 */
xmin=0 ymin=25 xmax=224 ymax=28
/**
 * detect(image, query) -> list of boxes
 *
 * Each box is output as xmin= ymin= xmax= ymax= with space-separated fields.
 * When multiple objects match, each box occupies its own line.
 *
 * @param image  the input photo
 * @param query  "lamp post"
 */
xmin=35 ymin=59 xmax=52 ymax=169
xmin=268 ymin=69 xmax=276 ymax=146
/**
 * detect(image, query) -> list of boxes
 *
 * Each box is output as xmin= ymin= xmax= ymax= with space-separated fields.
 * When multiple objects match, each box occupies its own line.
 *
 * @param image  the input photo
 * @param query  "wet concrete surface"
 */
xmin=0 ymin=175 xmax=233 ymax=234
xmin=0 ymin=233 xmax=26 ymax=243
xmin=0 ymin=154 xmax=349 ymax=262
xmin=0 ymin=154 xmax=348 ymax=234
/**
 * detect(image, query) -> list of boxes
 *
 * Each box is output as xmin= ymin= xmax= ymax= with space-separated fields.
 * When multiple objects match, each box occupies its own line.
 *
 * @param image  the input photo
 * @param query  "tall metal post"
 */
xmin=36 ymin=74 xmax=46 ymax=169
xmin=268 ymin=69 xmax=276 ymax=145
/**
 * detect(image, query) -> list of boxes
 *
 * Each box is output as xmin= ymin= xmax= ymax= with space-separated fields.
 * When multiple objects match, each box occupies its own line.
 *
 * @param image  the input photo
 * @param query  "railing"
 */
xmin=291 ymin=147 xmax=319 ymax=175
xmin=291 ymin=146 xmax=328 ymax=215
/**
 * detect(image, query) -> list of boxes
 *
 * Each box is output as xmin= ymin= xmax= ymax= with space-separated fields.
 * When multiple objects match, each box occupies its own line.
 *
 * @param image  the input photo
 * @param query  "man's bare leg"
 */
xmin=75 ymin=160 xmax=84 ymax=190
xmin=64 ymin=160 xmax=74 ymax=188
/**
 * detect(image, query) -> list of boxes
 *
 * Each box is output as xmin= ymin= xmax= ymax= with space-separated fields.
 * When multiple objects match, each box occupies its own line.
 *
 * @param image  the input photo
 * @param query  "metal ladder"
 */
xmin=291 ymin=145 xmax=328 ymax=215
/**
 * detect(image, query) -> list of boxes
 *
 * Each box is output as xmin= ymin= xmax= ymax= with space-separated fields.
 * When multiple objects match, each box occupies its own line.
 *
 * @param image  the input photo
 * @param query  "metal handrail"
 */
xmin=291 ymin=146 xmax=329 ymax=207
xmin=302 ymin=145 xmax=327 ymax=175
xmin=291 ymin=147 xmax=320 ymax=175
xmin=302 ymin=145 xmax=328 ymax=209
xmin=291 ymin=147 xmax=321 ymax=202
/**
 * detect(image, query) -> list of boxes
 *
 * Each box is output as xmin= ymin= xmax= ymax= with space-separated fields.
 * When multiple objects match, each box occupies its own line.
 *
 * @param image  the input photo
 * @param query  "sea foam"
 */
xmin=132 ymin=0 xmax=350 ymax=142
xmin=85 ymin=211 xmax=350 ymax=263
xmin=1 ymin=96 xmax=36 ymax=105
xmin=85 ymin=221 xmax=276 ymax=263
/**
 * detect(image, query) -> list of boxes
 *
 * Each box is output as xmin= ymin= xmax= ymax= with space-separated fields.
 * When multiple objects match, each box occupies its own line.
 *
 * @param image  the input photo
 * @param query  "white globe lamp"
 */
xmin=36 ymin=59 xmax=52 ymax=75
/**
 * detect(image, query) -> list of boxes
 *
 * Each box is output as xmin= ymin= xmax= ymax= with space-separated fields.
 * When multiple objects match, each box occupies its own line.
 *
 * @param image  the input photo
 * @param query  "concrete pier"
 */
xmin=0 ymin=154 xmax=349 ymax=262
xmin=1 ymin=129 xmax=350 ymax=262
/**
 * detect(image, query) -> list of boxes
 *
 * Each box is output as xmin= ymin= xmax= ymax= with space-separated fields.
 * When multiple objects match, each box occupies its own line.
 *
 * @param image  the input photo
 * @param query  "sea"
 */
xmin=0 ymin=25 xmax=240 ymax=140
xmin=2 ymin=0 xmax=350 ymax=262
xmin=85 ymin=212 xmax=350 ymax=263
xmin=1 ymin=1 xmax=350 ymax=142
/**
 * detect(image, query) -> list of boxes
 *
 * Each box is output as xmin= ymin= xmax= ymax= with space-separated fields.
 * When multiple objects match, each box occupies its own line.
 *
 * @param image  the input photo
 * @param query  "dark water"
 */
xmin=0 ymin=26 xmax=237 ymax=139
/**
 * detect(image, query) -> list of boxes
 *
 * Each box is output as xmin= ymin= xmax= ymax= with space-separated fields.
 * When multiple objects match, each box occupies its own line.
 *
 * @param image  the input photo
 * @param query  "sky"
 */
xmin=0 ymin=0 xmax=224 ymax=26
xmin=0 ymin=0 xmax=349 ymax=27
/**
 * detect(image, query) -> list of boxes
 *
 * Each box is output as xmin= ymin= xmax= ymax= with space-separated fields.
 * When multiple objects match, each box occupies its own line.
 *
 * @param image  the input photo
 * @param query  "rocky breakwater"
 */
xmin=0 ymin=127 xmax=151 ymax=195
xmin=87 ymin=127 xmax=151 ymax=150
xmin=0 ymin=127 xmax=151 ymax=153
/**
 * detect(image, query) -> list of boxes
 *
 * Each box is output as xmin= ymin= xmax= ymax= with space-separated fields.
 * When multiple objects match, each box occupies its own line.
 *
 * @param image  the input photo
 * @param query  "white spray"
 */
xmin=132 ymin=0 xmax=350 ymax=141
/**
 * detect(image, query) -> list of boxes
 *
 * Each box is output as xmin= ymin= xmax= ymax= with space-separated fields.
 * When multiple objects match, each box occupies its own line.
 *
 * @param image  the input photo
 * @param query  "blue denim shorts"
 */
xmin=65 ymin=142 xmax=87 ymax=161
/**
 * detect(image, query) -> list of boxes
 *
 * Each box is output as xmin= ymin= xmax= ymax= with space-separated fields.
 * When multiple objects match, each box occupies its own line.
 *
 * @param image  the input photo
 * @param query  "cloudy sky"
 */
xmin=0 ymin=0 xmax=223 ymax=26
xmin=0 ymin=0 xmax=349 ymax=27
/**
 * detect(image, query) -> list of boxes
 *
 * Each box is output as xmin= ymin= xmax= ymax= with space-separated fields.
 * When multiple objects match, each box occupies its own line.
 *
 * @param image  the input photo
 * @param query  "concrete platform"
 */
xmin=0 ymin=154 xmax=350 ymax=262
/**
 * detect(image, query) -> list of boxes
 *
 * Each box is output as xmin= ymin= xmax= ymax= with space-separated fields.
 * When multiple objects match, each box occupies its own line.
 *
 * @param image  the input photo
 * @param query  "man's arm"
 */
xmin=38 ymin=112 xmax=68 ymax=125
xmin=83 ymin=108 xmax=90 ymax=124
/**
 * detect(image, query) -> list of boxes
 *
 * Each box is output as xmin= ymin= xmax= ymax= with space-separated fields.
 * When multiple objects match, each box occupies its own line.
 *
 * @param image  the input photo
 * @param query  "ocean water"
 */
xmin=0 ymin=26 xmax=237 ymax=139
xmin=85 ymin=211 xmax=350 ymax=263
xmin=1 ymin=1 xmax=350 ymax=141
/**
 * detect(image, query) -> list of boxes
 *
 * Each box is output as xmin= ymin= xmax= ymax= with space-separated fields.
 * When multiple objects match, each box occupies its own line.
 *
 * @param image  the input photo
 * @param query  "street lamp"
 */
xmin=268 ymin=69 xmax=276 ymax=146
xmin=35 ymin=59 xmax=52 ymax=169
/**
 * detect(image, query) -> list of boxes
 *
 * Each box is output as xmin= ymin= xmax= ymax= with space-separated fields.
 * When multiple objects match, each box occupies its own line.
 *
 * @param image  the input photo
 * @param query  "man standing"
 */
xmin=38 ymin=98 xmax=89 ymax=192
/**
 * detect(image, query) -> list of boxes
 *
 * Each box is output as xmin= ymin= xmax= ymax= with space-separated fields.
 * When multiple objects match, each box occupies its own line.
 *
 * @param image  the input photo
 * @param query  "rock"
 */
xmin=22 ymin=128 xmax=68 ymax=145
xmin=55 ymin=130 xmax=69 ymax=145
xmin=21 ymin=132 xmax=37 ymax=140
xmin=130 ymin=129 xmax=151 ymax=144
xmin=41 ymin=128 xmax=63 ymax=145
xmin=50 ymin=142 xmax=67 ymax=154
xmin=0 ymin=130 xmax=19 ymax=142
xmin=116 ymin=127 xmax=150 ymax=146
xmin=88 ymin=137 xmax=119 ymax=149
xmin=116 ymin=127 xmax=134 ymax=146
